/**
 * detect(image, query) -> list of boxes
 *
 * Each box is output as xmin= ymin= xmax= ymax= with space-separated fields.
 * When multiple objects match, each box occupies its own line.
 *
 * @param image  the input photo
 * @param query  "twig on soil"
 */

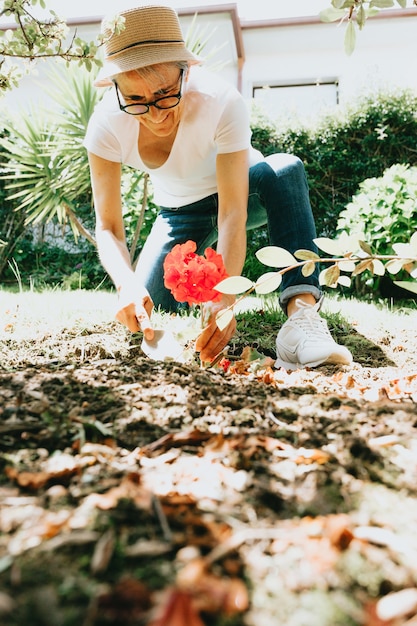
xmin=152 ymin=495 xmax=173 ymax=543
xmin=266 ymin=410 xmax=300 ymax=431
xmin=204 ymin=528 xmax=285 ymax=566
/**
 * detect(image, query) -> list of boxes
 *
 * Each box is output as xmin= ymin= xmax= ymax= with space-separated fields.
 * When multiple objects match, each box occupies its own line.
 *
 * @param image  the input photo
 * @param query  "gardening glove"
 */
xmin=195 ymin=296 xmax=236 ymax=363
xmin=115 ymin=283 xmax=154 ymax=340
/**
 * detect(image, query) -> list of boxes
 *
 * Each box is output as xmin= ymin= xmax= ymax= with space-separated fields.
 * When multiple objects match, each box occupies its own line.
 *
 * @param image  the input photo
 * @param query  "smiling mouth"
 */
xmin=150 ymin=114 xmax=170 ymax=125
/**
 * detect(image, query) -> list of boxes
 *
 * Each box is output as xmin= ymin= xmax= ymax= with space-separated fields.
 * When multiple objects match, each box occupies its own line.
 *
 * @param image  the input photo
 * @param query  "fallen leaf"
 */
xmin=376 ymin=588 xmax=417 ymax=622
xmin=90 ymin=528 xmax=115 ymax=574
xmin=148 ymin=588 xmax=205 ymax=626
xmin=176 ymin=557 xmax=249 ymax=615
xmin=5 ymin=452 xmax=96 ymax=490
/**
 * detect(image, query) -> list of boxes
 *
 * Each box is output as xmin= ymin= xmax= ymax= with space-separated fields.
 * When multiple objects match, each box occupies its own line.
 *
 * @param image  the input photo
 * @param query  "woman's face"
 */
xmin=116 ymin=64 xmax=186 ymax=137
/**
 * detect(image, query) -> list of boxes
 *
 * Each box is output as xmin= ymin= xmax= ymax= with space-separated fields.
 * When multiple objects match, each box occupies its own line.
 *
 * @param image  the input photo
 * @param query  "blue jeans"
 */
xmin=136 ymin=153 xmax=322 ymax=314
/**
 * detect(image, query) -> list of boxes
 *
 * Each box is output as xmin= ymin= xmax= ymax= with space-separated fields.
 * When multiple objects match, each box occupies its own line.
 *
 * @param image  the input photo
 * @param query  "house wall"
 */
xmin=241 ymin=12 xmax=417 ymax=119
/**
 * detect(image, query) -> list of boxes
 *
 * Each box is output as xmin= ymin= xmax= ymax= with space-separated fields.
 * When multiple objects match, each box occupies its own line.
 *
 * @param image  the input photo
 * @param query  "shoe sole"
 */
xmin=275 ymin=351 xmax=353 ymax=371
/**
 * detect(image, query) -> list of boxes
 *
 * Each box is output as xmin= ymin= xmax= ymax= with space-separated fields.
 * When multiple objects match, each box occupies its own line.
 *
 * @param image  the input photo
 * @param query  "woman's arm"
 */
xmin=195 ymin=148 xmax=249 ymax=361
xmin=88 ymin=152 xmax=154 ymax=337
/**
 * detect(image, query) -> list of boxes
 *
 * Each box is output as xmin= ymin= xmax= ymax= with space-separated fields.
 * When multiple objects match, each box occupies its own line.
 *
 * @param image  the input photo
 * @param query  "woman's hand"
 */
xmin=115 ymin=283 xmax=154 ymax=340
xmin=195 ymin=295 xmax=236 ymax=362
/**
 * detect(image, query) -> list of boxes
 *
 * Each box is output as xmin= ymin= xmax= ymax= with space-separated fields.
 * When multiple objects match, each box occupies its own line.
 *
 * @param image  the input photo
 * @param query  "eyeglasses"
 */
xmin=114 ymin=70 xmax=184 ymax=116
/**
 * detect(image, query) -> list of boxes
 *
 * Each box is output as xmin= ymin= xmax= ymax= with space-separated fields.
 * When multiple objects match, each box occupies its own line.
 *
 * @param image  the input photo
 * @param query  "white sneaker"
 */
xmin=275 ymin=300 xmax=353 ymax=370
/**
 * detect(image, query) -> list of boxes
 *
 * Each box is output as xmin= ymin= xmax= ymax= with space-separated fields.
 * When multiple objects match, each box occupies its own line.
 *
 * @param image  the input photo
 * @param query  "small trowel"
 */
xmin=141 ymin=329 xmax=186 ymax=362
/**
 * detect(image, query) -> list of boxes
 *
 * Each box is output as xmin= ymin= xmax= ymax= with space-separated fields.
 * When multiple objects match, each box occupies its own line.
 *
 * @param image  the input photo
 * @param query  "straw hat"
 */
xmin=94 ymin=5 xmax=200 ymax=87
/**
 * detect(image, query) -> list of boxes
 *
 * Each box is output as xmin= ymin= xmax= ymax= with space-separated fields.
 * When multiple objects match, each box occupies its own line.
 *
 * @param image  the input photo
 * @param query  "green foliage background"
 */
xmin=336 ymin=163 xmax=417 ymax=296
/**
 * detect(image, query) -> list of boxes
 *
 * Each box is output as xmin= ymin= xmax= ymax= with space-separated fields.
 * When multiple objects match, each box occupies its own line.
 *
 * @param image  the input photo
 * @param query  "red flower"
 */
xmin=163 ymin=241 xmax=228 ymax=306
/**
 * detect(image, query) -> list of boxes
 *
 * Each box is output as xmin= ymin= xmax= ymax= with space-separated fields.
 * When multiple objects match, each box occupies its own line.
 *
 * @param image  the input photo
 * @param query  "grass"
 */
xmin=0 ymin=288 xmax=116 ymax=338
xmin=1 ymin=287 xmax=417 ymax=365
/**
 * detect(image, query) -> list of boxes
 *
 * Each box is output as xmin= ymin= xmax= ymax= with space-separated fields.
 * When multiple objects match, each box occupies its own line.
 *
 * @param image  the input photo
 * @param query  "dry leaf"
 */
xmin=90 ymin=528 xmax=115 ymax=574
xmin=148 ymin=589 xmax=205 ymax=626
xmin=5 ymin=452 xmax=95 ymax=490
xmin=376 ymin=588 xmax=417 ymax=622
xmin=176 ymin=558 xmax=249 ymax=615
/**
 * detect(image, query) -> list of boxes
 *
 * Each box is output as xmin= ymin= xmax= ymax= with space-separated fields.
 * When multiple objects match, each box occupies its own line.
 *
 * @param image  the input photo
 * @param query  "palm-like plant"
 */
xmin=0 ymin=62 xmax=102 ymax=245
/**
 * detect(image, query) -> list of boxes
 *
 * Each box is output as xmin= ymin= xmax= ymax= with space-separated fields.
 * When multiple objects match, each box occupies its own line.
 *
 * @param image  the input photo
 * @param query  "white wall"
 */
xmin=241 ymin=13 xmax=417 ymax=119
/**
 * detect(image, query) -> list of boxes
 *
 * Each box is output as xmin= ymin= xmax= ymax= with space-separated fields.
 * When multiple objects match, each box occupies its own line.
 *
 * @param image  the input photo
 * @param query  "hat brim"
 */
xmin=93 ymin=44 xmax=201 ymax=87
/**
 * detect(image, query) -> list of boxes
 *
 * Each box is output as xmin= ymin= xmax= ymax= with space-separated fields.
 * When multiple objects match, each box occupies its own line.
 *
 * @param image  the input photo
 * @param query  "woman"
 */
xmin=84 ymin=4 xmax=352 ymax=369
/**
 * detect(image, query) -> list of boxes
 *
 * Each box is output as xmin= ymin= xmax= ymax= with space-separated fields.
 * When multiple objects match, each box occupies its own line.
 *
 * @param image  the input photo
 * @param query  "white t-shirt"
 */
xmin=84 ymin=65 xmax=262 ymax=207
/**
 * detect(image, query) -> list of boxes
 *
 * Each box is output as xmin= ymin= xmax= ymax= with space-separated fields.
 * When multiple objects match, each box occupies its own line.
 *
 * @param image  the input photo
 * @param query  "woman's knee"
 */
xmin=265 ymin=152 xmax=302 ymax=169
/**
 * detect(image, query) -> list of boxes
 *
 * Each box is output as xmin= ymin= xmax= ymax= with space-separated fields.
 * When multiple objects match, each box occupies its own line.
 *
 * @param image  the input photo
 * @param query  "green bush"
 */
xmin=1 ymin=233 xmax=110 ymax=291
xmin=337 ymin=163 xmax=417 ymax=253
xmin=250 ymin=89 xmax=417 ymax=237
xmin=336 ymin=163 xmax=417 ymax=297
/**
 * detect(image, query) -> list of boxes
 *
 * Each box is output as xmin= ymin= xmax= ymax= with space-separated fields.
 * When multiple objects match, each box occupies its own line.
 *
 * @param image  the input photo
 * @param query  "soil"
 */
xmin=1 ymin=294 xmax=417 ymax=626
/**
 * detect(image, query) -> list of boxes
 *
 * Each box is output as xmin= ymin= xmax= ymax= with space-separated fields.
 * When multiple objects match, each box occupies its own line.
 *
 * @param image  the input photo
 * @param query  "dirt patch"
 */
xmin=1 ymin=299 xmax=417 ymax=626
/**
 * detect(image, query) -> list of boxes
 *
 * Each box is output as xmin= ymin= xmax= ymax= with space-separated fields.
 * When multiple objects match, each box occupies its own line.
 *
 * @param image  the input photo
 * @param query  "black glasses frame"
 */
xmin=114 ymin=69 xmax=184 ymax=116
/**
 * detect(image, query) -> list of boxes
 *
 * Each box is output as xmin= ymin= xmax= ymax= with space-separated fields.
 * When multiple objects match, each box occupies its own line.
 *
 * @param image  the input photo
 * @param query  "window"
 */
xmin=252 ymin=79 xmax=339 ymax=120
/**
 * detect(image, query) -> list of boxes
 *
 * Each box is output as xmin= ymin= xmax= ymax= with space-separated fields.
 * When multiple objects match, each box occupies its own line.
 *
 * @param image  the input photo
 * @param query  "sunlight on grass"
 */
xmin=322 ymin=293 xmax=417 ymax=334
xmin=235 ymin=291 xmax=417 ymax=332
xmin=1 ymin=288 xmax=416 ymax=354
xmin=0 ymin=289 xmax=116 ymax=341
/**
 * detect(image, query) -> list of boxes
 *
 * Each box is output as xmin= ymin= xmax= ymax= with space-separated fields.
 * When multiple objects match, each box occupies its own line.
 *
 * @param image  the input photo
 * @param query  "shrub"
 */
xmin=336 ymin=163 xmax=417 ymax=297
xmin=337 ymin=163 xmax=417 ymax=253
xmin=250 ymin=89 xmax=417 ymax=237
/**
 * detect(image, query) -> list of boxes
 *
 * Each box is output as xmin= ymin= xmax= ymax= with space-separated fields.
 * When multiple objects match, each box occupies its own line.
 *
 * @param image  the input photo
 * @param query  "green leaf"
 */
xmin=319 ymin=264 xmax=340 ymax=287
xmin=372 ymin=259 xmax=386 ymax=276
xmin=393 ymin=281 xmax=417 ymax=295
xmin=313 ymin=237 xmax=343 ymax=256
xmin=359 ymin=240 xmax=373 ymax=255
xmin=337 ymin=275 xmax=352 ymax=287
xmin=338 ymin=260 xmax=356 ymax=272
xmin=215 ymin=308 xmax=234 ymax=331
xmin=356 ymin=4 xmax=366 ymax=29
xmin=392 ymin=242 xmax=417 ymax=258
xmin=215 ymin=275 xmax=253 ymax=295
xmin=319 ymin=7 xmax=346 ymax=22
xmin=294 ymin=249 xmax=320 ymax=261
xmin=301 ymin=261 xmax=317 ymax=277
xmin=370 ymin=0 xmax=395 ymax=7
xmin=386 ymin=259 xmax=405 ymax=275
xmin=396 ymin=0 xmax=407 ymax=7
xmin=255 ymin=246 xmax=296 ymax=268
xmin=344 ymin=19 xmax=356 ymax=56
xmin=254 ymin=272 xmax=282 ymax=295
xmin=332 ymin=0 xmax=353 ymax=8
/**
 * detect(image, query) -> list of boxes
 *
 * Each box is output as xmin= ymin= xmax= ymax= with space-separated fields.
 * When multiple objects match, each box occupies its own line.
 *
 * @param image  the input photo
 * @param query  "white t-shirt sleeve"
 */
xmin=84 ymin=90 xmax=140 ymax=164
xmin=215 ymin=90 xmax=252 ymax=154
